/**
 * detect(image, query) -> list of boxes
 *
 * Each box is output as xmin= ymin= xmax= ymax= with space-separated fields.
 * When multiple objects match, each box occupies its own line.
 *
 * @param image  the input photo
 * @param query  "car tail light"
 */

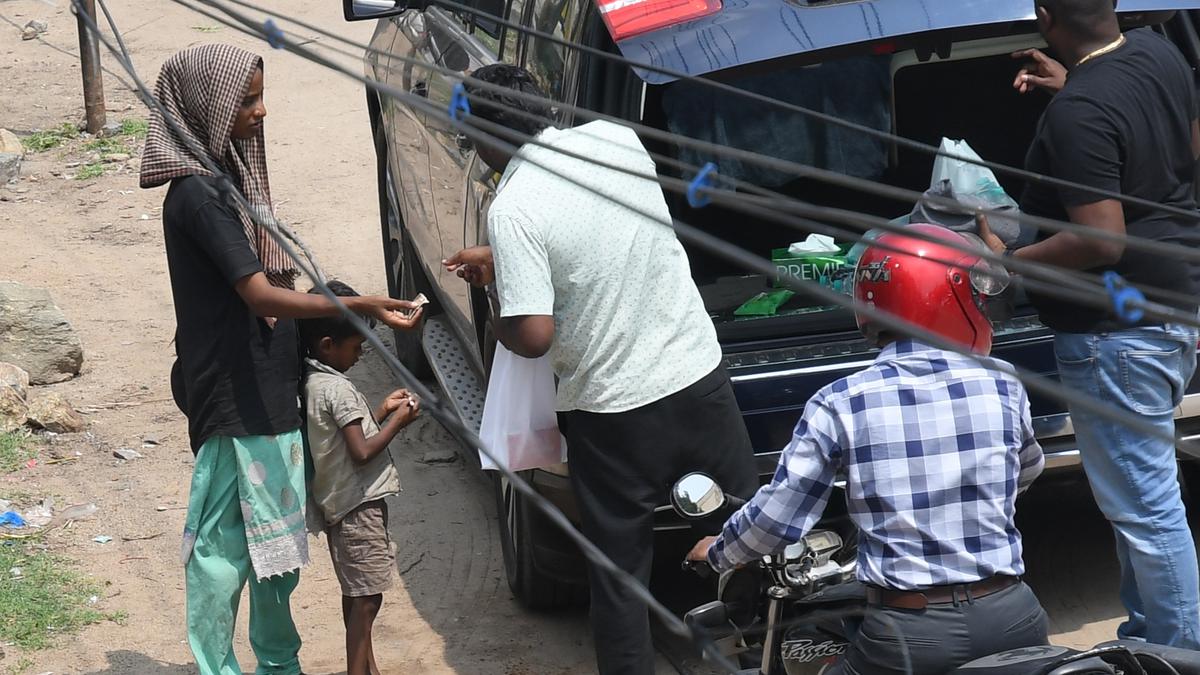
xmin=596 ymin=0 xmax=722 ymax=42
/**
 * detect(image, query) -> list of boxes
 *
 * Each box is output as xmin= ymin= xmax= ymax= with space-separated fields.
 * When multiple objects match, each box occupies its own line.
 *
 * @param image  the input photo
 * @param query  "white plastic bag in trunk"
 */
xmin=477 ymin=344 xmax=568 ymax=472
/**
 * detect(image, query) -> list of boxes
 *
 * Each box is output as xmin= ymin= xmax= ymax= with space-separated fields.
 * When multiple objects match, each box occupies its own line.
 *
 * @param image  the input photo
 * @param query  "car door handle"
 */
xmin=411 ymin=82 xmax=428 ymax=97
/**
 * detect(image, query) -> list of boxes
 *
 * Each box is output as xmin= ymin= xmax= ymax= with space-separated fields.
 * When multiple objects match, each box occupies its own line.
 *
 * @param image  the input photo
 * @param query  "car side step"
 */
xmin=422 ymin=316 xmax=486 ymax=435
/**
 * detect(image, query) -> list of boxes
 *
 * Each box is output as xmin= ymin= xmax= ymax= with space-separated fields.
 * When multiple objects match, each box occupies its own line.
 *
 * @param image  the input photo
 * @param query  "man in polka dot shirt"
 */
xmin=444 ymin=64 xmax=757 ymax=675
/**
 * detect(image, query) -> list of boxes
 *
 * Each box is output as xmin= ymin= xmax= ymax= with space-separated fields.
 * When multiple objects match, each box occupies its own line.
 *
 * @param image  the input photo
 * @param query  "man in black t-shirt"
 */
xmin=982 ymin=0 xmax=1200 ymax=649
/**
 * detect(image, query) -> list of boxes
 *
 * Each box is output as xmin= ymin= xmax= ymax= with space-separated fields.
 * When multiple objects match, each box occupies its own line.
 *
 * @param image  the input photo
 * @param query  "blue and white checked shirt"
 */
xmin=709 ymin=341 xmax=1044 ymax=590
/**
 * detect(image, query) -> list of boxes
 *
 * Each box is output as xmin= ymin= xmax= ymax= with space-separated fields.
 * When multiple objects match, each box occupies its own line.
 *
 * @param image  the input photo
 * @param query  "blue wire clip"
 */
xmin=687 ymin=162 xmax=718 ymax=208
xmin=449 ymin=83 xmax=471 ymax=122
xmin=264 ymin=18 xmax=285 ymax=49
xmin=1103 ymin=271 xmax=1145 ymax=324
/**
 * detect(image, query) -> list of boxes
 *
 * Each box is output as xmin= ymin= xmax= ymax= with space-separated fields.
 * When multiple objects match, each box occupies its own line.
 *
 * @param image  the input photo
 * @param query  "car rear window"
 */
xmin=642 ymin=33 xmax=1049 ymax=341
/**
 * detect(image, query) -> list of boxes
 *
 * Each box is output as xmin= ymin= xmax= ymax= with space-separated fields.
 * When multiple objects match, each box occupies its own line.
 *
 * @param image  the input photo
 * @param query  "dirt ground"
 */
xmin=0 ymin=1 xmax=596 ymax=672
xmin=0 ymin=0 xmax=1187 ymax=673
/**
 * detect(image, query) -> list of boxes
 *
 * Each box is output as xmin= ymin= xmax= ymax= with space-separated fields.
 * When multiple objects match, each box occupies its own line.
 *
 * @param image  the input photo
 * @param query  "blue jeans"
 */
xmin=1054 ymin=321 xmax=1200 ymax=649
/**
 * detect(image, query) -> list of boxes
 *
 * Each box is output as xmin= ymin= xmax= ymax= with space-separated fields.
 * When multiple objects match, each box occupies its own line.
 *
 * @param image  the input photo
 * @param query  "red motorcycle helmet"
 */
xmin=852 ymin=223 xmax=1007 ymax=354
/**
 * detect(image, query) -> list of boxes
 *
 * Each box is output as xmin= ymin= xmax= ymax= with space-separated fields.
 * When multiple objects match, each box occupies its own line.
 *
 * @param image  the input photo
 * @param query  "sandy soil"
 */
xmin=1 ymin=1 xmax=596 ymax=672
xmin=0 ymin=1 xmax=1189 ymax=673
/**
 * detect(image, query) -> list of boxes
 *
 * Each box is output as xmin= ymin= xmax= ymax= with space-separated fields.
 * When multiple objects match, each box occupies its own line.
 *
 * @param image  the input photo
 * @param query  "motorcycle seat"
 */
xmin=952 ymin=646 xmax=1083 ymax=673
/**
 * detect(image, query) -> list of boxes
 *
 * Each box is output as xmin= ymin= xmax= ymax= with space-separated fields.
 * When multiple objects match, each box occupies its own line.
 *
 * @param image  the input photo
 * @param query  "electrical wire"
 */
xmin=84 ymin=1 xmax=1200 ymax=669
xmin=232 ymin=0 xmax=1200 ymax=230
xmin=199 ymin=0 xmax=1200 ymax=314
xmin=74 ymin=1 xmax=746 ymax=671
xmin=172 ymin=0 xmax=1200 ymax=338
xmin=174 ymin=0 xmax=1200 ymax=458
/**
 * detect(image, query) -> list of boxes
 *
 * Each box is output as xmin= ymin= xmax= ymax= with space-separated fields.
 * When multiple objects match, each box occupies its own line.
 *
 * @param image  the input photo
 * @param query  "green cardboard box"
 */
xmin=771 ymin=246 xmax=850 ymax=289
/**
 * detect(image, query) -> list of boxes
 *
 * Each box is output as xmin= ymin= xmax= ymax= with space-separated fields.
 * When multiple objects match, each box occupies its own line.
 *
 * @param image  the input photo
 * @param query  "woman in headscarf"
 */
xmin=140 ymin=44 xmax=422 ymax=675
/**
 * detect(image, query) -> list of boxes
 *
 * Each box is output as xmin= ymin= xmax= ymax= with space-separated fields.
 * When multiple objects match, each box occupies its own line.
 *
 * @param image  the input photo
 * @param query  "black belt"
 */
xmin=866 ymin=575 xmax=1021 ymax=611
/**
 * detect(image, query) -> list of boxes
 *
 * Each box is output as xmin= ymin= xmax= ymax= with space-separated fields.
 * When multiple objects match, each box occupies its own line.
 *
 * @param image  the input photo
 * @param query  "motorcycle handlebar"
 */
xmin=681 ymin=557 xmax=715 ymax=580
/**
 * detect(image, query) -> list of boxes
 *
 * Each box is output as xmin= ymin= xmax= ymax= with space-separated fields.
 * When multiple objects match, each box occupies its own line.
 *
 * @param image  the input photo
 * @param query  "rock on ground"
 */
xmin=26 ymin=392 xmax=85 ymax=433
xmin=21 ymin=19 xmax=47 ymax=40
xmin=0 ymin=153 xmax=20 ymax=184
xmin=0 ymin=129 xmax=23 ymax=156
xmin=0 ymin=362 xmax=30 ymax=400
xmin=0 ymin=281 xmax=83 ymax=384
xmin=0 ymin=385 xmax=27 ymax=433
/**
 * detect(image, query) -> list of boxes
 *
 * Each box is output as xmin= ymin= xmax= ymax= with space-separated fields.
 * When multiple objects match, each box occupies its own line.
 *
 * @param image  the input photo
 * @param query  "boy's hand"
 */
xmin=389 ymin=394 xmax=420 ymax=428
xmin=382 ymin=389 xmax=414 ymax=414
xmin=443 ymin=246 xmax=495 ymax=288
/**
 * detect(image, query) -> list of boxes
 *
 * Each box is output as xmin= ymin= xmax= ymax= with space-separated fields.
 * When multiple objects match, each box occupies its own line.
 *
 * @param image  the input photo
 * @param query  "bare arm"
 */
xmin=233 ymin=272 xmax=423 ymax=330
xmin=450 ymin=247 xmax=556 ymax=358
xmin=496 ymin=315 xmax=555 ymax=359
xmin=339 ymin=401 xmax=419 ymax=466
xmin=1012 ymin=200 xmax=1126 ymax=269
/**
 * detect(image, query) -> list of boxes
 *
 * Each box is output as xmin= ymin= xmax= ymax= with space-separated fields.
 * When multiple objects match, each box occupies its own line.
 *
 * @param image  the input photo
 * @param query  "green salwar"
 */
xmin=184 ymin=431 xmax=308 ymax=675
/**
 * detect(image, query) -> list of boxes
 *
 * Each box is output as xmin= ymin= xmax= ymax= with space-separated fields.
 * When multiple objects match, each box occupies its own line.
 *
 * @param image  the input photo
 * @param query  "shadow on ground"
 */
xmin=82 ymin=650 xmax=194 ymax=674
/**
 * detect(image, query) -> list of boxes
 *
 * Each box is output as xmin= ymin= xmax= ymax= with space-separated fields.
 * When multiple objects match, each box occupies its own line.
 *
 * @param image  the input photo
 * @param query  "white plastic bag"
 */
xmin=930 ymin=138 xmax=1019 ymax=210
xmin=478 ymin=344 xmax=568 ymax=472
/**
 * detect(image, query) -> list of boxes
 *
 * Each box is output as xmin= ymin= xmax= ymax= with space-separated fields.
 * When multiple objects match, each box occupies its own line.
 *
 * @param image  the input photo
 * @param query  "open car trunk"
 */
xmin=642 ymin=30 xmax=1053 ymax=342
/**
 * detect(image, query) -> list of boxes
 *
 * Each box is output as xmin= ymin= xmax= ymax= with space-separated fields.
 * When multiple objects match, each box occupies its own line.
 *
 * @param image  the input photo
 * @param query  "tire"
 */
xmin=493 ymin=473 xmax=587 ymax=610
xmin=375 ymin=124 xmax=433 ymax=380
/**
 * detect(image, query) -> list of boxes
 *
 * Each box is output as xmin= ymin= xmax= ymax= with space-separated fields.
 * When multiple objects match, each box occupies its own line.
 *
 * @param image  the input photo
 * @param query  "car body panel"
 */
xmin=616 ymin=0 xmax=1200 ymax=84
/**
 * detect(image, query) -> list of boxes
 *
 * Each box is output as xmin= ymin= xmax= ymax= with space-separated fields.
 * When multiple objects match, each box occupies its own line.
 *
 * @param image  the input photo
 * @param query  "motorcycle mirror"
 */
xmin=671 ymin=472 xmax=726 ymax=519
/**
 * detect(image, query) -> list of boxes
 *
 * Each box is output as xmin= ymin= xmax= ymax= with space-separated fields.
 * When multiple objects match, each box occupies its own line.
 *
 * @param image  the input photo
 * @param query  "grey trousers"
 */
xmin=831 ymin=581 xmax=1049 ymax=675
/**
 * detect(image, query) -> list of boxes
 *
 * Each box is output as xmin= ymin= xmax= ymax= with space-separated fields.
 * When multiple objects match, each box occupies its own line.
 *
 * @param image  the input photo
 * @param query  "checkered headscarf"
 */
xmin=140 ymin=44 xmax=297 ymax=288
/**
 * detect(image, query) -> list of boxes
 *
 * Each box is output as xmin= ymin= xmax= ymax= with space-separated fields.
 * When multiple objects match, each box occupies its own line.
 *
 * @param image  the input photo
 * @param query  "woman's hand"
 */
xmin=351 ymin=296 xmax=424 ymax=331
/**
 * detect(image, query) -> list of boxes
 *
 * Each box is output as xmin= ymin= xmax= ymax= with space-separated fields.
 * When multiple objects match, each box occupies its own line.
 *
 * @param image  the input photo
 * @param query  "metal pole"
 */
xmin=75 ymin=0 xmax=106 ymax=134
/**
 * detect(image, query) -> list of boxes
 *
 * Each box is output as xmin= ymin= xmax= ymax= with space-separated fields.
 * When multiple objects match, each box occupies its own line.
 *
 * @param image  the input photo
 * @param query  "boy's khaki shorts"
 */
xmin=327 ymin=499 xmax=395 ymax=597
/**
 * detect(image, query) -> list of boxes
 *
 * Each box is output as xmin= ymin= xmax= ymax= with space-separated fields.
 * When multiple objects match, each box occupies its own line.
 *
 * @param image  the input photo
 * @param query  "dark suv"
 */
xmin=344 ymin=0 xmax=1200 ymax=609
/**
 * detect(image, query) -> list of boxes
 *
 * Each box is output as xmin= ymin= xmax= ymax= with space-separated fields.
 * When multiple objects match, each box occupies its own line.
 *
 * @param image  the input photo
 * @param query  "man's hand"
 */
xmin=975 ymin=212 xmax=1007 ymax=255
xmin=353 ymin=296 xmax=424 ymax=331
xmin=1012 ymin=49 xmax=1067 ymax=95
xmin=686 ymin=536 xmax=718 ymax=562
xmin=443 ymin=246 xmax=495 ymax=288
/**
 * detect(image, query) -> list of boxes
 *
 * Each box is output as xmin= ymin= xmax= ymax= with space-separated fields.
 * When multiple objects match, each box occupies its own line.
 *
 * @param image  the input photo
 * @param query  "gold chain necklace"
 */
xmin=1076 ymin=34 xmax=1127 ymax=67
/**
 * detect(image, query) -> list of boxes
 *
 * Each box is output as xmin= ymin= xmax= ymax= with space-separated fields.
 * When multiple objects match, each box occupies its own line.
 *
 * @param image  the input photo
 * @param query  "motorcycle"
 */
xmin=671 ymin=473 xmax=1200 ymax=675
xmin=672 ymin=471 xmax=861 ymax=675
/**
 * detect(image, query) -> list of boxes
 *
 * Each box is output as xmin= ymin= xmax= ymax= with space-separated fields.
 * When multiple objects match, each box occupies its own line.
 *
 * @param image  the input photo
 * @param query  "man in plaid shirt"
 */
xmin=688 ymin=225 xmax=1050 ymax=673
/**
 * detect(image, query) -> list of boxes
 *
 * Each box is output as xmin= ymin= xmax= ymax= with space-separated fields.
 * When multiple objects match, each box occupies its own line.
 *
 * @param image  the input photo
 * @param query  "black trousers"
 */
xmin=558 ymin=367 xmax=758 ymax=675
xmin=831 ymin=581 xmax=1050 ymax=675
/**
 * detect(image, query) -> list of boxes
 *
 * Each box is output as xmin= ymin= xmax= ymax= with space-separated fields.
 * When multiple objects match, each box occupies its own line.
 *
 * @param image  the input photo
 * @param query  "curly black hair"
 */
xmin=463 ymin=64 xmax=552 ymax=139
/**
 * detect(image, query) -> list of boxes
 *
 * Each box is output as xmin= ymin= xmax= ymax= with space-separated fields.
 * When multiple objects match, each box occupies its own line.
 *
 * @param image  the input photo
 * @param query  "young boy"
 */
xmin=300 ymin=280 xmax=419 ymax=675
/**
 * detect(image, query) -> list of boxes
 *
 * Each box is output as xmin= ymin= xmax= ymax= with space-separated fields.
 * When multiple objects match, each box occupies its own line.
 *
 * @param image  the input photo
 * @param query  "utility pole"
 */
xmin=75 ymin=0 xmax=106 ymax=134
